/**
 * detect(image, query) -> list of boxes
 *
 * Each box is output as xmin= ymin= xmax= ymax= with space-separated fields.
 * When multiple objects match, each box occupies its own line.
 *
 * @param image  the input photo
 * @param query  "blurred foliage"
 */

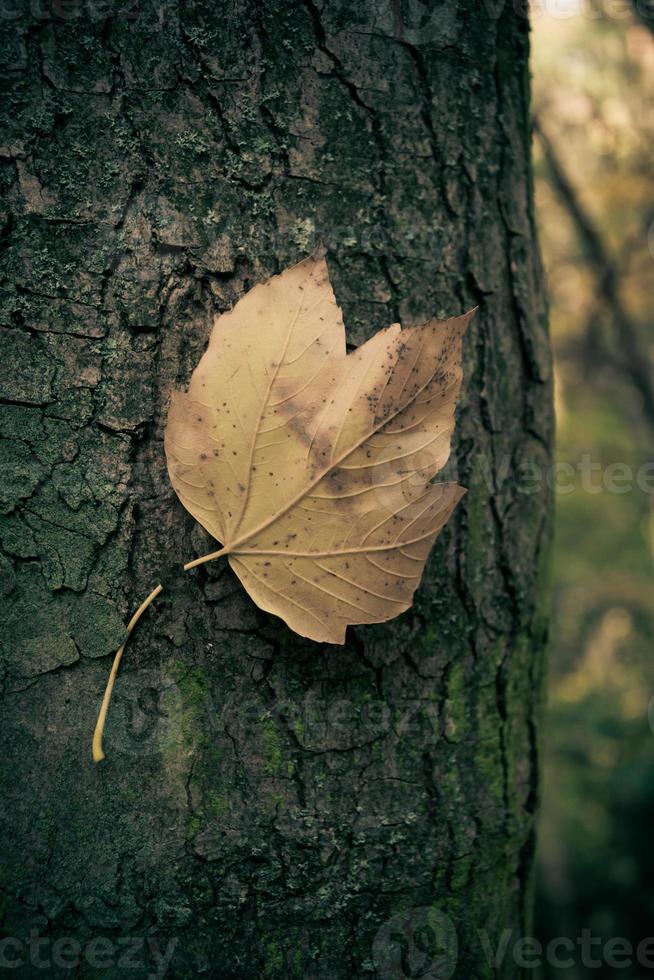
xmin=532 ymin=4 xmax=654 ymax=977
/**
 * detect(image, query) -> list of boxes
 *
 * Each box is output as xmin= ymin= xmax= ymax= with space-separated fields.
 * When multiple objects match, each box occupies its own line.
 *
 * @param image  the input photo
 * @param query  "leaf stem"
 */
xmin=92 ymin=548 xmax=232 ymax=763
xmin=91 ymin=583 xmax=163 ymax=763
xmin=183 ymin=546 xmax=228 ymax=571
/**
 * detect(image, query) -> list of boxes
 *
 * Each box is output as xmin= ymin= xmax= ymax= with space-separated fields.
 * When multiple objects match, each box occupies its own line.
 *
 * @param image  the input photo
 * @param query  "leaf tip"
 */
xmin=461 ymin=306 xmax=479 ymax=331
xmin=309 ymin=238 xmax=328 ymax=262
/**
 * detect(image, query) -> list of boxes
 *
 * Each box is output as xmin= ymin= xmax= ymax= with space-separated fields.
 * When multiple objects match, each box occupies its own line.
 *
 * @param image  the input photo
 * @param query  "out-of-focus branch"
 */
xmin=630 ymin=0 xmax=654 ymax=37
xmin=534 ymin=115 xmax=654 ymax=435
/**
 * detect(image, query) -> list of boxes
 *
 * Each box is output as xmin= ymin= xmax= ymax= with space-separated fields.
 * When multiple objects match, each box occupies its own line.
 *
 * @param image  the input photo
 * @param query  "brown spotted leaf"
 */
xmin=165 ymin=256 xmax=472 ymax=643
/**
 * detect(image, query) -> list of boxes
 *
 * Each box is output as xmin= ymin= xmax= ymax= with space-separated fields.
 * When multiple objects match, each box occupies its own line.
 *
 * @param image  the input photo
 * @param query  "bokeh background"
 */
xmin=531 ymin=2 xmax=654 ymax=976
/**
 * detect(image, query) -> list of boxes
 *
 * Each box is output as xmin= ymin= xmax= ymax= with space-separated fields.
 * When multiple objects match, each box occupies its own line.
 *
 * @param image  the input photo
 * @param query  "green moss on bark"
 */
xmin=0 ymin=2 xmax=551 ymax=977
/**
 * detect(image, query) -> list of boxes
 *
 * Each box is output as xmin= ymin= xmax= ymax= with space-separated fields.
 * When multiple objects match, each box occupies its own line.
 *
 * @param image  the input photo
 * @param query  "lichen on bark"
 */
xmin=0 ymin=1 xmax=551 ymax=977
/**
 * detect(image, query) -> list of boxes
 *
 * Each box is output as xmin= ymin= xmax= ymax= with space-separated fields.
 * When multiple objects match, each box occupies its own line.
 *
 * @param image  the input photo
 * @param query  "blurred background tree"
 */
xmin=532 ymin=3 xmax=654 ymax=975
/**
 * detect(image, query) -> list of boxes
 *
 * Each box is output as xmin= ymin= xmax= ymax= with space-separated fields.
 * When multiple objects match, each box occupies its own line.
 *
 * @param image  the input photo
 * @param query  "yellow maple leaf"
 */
xmin=92 ymin=255 xmax=473 ymax=761
xmin=166 ymin=255 xmax=472 ymax=643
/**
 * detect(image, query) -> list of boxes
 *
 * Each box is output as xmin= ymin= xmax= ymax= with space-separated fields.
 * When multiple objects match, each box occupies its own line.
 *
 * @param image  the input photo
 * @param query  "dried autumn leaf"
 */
xmin=91 ymin=257 xmax=472 ymax=761
xmin=165 ymin=256 xmax=472 ymax=644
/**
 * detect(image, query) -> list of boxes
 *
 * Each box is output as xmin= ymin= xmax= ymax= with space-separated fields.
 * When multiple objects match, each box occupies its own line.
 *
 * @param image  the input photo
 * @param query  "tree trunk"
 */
xmin=0 ymin=2 xmax=552 ymax=978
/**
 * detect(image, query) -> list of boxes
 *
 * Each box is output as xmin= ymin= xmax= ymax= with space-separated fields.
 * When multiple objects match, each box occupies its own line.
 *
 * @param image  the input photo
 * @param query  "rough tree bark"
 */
xmin=0 ymin=2 xmax=552 ymax=978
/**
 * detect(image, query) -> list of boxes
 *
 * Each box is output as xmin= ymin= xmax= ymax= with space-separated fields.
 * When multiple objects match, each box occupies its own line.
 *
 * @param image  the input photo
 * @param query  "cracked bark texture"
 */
xmin=0 ymin=2 xmax=552 ymax=978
